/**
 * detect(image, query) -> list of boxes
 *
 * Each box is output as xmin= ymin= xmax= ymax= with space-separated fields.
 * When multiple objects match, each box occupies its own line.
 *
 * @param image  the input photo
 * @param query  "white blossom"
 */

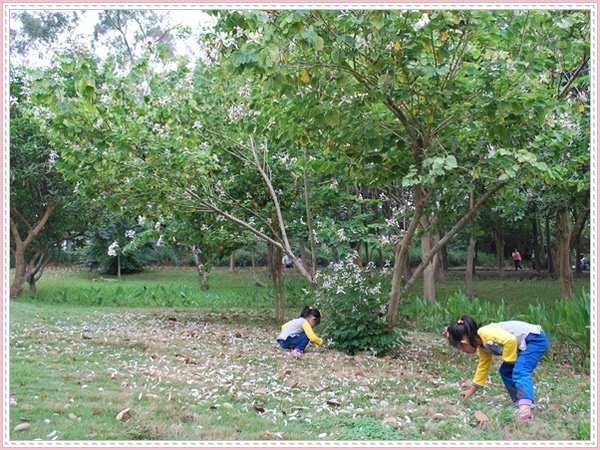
xmin=237 ymin=85 xmax=252 ymax=98
xmin=413 ymin=13 xmax=430 ymax=31
xmin=125 ymin=230 xmax=136 ymax=239
xmin=48 ymin=150 xmax=59 ymax=165
xmin=246 ymin=30 xmax=263 ymax=45
xmin=137 ymin=215 xmax=146 ymax=226
xmin=214 ymin=31 xmax=237 ymax=49
xmin=107 ymin=241 xmax=120 ymax=256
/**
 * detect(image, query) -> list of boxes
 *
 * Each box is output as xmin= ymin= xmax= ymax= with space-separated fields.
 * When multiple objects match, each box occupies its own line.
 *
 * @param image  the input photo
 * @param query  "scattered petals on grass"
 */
xmin=10 ymin=307 xmax=591 ymax=441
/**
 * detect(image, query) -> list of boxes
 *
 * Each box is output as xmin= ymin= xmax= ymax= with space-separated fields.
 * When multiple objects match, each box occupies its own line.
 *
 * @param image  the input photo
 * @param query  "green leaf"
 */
xmin=324 ymin=110 xmax=340 ymax=127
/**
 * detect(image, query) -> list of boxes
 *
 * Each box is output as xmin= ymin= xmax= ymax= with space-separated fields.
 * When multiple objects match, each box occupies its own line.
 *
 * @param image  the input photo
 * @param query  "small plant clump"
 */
xmin=312 ymin=253 xmax=397 ymax=356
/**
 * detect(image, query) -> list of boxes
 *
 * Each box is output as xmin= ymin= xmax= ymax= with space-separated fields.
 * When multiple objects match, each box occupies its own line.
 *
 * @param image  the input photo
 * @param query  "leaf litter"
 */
xmin=9 ymin=309 xmax=591 ymax=440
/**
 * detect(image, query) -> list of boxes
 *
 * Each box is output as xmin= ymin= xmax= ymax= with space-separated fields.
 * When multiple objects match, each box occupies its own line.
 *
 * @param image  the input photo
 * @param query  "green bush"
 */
xmin=312 ymin=255 xmax=397 ymax=356
xmin=524 ymin=290 xmax=590 ymax=368
xmin=402 ymin=291 xmax=512 ymax=334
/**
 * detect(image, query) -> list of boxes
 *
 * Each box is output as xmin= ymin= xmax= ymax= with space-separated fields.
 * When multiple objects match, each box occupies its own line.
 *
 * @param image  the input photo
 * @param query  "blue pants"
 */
xmin=278 ymin=332 xmax=309 ymax=352
xmin=499 ymin=331 xmax=548 ymax=406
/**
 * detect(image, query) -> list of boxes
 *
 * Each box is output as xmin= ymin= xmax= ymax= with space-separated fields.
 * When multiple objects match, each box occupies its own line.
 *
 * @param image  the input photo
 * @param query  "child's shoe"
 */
xmin=517 ymin=405 xmax=533 ymax=421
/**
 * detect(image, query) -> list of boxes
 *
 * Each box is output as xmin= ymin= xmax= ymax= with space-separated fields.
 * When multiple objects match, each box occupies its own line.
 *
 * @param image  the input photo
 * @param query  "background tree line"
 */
xmin=9 ymin=9 xmax=590 ymax=341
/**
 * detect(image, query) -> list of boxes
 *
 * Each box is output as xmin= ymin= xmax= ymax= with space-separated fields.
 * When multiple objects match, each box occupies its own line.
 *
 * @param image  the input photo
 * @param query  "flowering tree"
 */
xmin=9 ymin=70 xmax=93 ymax=298
xmin=208 ymin=9 xmax=586 ymax=328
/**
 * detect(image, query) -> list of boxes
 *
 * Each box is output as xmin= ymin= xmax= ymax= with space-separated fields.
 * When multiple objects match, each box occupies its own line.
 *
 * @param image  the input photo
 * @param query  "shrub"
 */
xmin=402 ymin=291 xmax=512 ymax=334
xmin=312 ymin=254 xmax=397 ymax=356
xmin=524 ymin=290 xmax=590 ymax=368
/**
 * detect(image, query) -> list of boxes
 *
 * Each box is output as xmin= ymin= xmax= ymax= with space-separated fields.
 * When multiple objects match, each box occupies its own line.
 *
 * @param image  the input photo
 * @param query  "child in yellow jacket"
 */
xmin=444 ymin=315 xmax=548 ymax=421
xmin=276 ymin=307 xmax=323 ymax=356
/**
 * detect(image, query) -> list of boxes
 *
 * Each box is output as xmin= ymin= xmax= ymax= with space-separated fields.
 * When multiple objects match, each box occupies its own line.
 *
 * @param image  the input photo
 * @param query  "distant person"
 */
xmin=579 ymin=253 xmax=590 ymax=270
xmin=444 ymin=315 xmax=548 ymax=422
xmin=276 ymin=307 xmax=323 ymax=356
xmin=282 ymin=254 xmax=293 ymax=268
xmin=511 ymin=248 xmax=523 ymax=270
xmin=530 ymin=250 xmax=536 ymax=270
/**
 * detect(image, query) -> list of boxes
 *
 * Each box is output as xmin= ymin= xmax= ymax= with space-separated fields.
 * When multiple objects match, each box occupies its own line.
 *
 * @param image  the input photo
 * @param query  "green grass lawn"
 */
xmin=8 ymin=267 xmax=592 ymax=442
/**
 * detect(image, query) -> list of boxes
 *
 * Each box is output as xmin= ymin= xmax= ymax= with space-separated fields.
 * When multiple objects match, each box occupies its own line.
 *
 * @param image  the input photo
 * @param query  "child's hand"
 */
xmin=460 ymin=385 xmax=478 ymax=399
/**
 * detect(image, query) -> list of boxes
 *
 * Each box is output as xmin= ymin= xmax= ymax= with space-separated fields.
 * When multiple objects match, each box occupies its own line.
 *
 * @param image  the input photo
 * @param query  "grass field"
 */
xmin=8 ymin=267 xmax=592 ymax=442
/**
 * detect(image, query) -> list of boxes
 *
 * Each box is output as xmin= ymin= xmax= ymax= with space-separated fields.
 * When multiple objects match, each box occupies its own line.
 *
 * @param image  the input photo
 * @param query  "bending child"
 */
xmin=277 ymin=306 xmax=323 ymax=356
xmin=444 ymin=315 xmax=548 ymax=421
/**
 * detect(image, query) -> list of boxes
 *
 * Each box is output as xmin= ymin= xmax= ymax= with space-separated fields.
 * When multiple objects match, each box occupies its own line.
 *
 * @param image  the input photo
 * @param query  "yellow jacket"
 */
xmin=472 ymin=323 xmax=518 ymax=387
xmin=277 ymin=317 xmax=323 ymax=345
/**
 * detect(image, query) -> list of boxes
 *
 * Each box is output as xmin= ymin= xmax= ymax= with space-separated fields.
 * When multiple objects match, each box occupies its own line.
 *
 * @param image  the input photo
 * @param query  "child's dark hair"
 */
xmin=445 ymin=315 xmax=479 ymax=348
xmin=300 ymin=306 xmax=321 ymax=326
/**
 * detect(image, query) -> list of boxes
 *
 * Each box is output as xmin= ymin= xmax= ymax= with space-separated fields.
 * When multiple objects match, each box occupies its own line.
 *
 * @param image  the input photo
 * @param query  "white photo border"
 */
xmin=2 ymin=2 xmax=597 ymax=448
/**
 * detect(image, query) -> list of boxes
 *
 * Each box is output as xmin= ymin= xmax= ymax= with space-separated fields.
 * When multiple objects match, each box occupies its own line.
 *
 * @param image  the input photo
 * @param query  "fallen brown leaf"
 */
xmin=265 ymin=431 xmax=284 ymax=439
xmin=291 ymin=406 xmax=306 ymax=411
xmin=474 ymin=411 xmax=490 ymax=427
xmin=115 ymin=408 xmax=131 ymax=421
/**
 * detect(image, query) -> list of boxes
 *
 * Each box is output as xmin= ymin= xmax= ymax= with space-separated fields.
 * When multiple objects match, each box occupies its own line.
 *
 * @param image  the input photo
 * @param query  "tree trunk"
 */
xmin=387 ymin=183 xmax=427 ymax=329
xmin=465 ymin=235 xmax=477 ymax=297
xmin=386 ymin=180 xmax=507 ymax=331
xmin=569 ymin=198 xmax=590 ymax=275
xmin=298 ymin=238 xmax=309 ymax=271
xmin=271 ymin=246 xmax=285 ymax=322
xmin=117 ymin=253 xmax=121 ymax=278
xmin=545 ymin=214 xmax=554 ymax=274
xmin=10 ymin=242 xmax=26 ymax=299
xmin=556 ymin=208 xmax=573 ymax=299
xmin=434 ymin=232 xmax=445 ymax=283
xmin=303 ymin=147 xmax=318 ymax=276
xmin=9 ymin=204 xmax=55 ymax=299
xmin=493 ymin=233 xmax=505 ymax=269
xmin=192 ymin=245 xmax=209 ymax=291
xmin=267 ymin=244 xmax=273 ymax=278
xmin=27 ymin=275 xmax=37 ymax=294
xmin=438 ymin=230 xmax=449 ymax=276
xmin=229 ymin=251 xmax=235 ymax=272
xmin=420 ymin=220 xmax=436 ymax=303
xmin=531 ymin=216 xmax=541 ymax=271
